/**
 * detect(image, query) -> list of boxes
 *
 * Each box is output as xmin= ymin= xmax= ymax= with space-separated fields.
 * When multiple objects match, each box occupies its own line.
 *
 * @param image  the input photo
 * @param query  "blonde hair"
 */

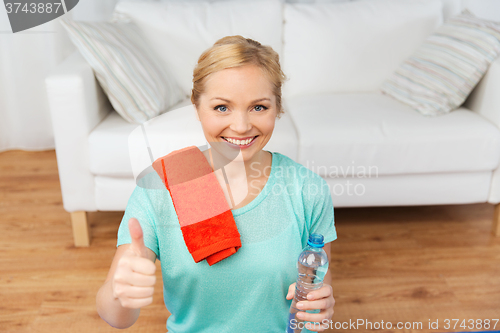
xmin=191 ymin=35 xmax=288 ymax=119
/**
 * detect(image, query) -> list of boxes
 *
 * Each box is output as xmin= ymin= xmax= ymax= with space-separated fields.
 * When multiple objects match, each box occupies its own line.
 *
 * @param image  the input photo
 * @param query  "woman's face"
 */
xmin=195 ymin=64 xmax=278 ymax=164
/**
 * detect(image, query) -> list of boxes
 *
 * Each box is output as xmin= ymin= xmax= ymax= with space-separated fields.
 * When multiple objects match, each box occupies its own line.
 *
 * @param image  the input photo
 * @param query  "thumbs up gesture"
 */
xmin=112 ymin=218 xmax=157 ymax=309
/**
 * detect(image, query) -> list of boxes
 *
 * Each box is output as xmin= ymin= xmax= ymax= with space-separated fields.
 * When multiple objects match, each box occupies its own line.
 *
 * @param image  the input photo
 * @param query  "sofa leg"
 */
xmin=493 ymin=203 xmax=500 ymax=237
xmin=70 ymin=211 xmax=91 ymax=247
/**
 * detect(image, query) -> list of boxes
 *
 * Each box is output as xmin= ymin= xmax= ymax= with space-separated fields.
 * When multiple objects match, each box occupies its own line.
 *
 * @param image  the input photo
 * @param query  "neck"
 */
xmin=206 ymin=148 xmax=268 ymax=182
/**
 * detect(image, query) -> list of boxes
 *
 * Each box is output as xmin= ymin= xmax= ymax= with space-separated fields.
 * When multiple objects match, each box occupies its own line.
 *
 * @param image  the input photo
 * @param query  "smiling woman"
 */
xmin=191 ymin=36 xmax=286 ymax=183
xmin=98 ymin=35 xmax=337 ymax=333
xmin=196 ymin=64 xmax=276 ymax=176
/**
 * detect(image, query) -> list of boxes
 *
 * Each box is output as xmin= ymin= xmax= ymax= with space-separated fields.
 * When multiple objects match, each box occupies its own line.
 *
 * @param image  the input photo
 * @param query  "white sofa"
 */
xmin=45 ymin=0 xmax=500 ymax=246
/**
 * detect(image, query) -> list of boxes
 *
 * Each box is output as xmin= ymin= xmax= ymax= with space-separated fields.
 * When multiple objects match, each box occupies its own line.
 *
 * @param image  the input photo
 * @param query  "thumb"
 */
xmin=286 ymin=282 xmax=296 ymax=300
xmin=128 ymin=217 xmax=148 ymax=258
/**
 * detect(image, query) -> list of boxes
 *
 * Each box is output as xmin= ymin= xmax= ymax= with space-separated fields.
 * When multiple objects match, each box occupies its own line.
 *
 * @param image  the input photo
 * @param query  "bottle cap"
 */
xmin=307 ymin=233 xmax=324 ymax=248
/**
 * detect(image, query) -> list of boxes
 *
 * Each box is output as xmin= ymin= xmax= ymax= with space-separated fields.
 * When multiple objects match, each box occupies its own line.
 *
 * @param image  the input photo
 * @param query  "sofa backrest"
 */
xmin=441 ymin=0 xmax=463 ymax=21
xmin=112 ymin=0 xmax=460 ymax=100
xmin=281 ymin=0 xmax=446 ymax=98
xmin=112 ymin=0 xmax=283 ymax=99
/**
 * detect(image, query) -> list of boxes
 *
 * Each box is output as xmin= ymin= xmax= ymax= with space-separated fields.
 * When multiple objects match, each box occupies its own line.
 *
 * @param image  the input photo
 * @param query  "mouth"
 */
xmin=221 ymin=135 xmax=259 ymax=148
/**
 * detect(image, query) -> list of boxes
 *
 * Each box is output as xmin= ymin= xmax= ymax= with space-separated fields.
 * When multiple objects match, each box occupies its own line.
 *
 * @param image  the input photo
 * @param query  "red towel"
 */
xmin=152 ymin=145 xmax=242 ymax=266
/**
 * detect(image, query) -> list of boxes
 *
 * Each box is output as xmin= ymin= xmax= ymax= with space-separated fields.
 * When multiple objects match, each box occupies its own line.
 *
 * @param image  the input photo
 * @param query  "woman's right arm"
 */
xmin=96 ymin=218 xmax=158 ymax=329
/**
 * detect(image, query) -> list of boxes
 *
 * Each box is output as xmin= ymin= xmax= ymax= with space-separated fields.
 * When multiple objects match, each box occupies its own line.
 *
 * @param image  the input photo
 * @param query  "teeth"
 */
xmin=224 ymin=136 xmax=255 ymax=145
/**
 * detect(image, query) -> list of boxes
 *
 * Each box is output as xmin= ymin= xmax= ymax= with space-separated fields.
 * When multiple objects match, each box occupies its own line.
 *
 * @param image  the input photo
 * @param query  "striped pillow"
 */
xmin=380 ymin=9 xmax=500 ymax=116
xmin=60 ymin=18 xmax=184 ymax=124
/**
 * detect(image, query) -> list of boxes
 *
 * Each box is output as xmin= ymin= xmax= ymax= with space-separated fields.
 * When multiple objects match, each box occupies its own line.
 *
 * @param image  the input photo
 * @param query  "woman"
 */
xmin=96 ymin=35 xmax=337 ymax=332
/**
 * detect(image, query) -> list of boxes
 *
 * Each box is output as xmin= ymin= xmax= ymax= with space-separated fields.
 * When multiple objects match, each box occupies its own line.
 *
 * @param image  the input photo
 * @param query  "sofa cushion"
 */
xmin=88 ymin=98 xmax=299 ymax=178
xmin=60 ymin=18 xmax=184 ymax=124
xmin=94 ymin=170 xmax=493 ymax=211
xmin=380 ymin=9 xmax=500 ymax=116
xmin=111 ymin=0 xmax=283 ymax=99
xmin=285 ymin=92 xmax=500 ymax=176
xmin=282 ymin=0 xmax=443 ymax=98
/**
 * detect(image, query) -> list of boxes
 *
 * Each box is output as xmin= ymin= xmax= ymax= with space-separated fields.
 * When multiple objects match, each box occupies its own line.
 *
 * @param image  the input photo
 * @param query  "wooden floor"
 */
xmin=1 ymin=150 xmax=499 ymax=333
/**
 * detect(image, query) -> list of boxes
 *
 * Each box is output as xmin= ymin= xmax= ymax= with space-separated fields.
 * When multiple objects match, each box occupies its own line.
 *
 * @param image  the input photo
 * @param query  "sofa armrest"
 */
xmin=464 ymin=56 xmax=500 ymax=204
xmin=45 ymin=51 xmax=112 ymax=212
xmin=464 ymin=56 xmax=500 ymax=129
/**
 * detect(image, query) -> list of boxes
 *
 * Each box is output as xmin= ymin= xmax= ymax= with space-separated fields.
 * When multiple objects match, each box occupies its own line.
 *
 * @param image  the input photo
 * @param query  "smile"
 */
xmin=221 ymin=136 xmax=258 ymax=148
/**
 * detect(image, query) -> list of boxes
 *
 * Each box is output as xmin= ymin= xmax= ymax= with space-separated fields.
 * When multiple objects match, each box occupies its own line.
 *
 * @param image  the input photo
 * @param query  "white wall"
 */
xmin=0 ymin=7 xmax=75 ymax=152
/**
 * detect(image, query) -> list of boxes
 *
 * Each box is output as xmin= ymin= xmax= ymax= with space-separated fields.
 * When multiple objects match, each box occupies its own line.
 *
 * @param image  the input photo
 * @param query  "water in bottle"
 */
xmin=287 ymin=233 xmax=329 ymax=333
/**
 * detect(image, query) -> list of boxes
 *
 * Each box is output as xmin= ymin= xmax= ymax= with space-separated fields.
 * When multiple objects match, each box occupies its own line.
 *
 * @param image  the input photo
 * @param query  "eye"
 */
xmin=214 ymin=105 xmax=228 ymax=112
xmin=254 ymin=105 xmax=268 ymax=112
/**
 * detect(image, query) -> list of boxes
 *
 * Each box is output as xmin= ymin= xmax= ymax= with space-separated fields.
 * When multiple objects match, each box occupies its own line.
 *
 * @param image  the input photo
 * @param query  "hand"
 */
xmin=286 ymin=282 xmax=335 ymax=332
xmin=112 ymin=217 xmax=156 ymax=309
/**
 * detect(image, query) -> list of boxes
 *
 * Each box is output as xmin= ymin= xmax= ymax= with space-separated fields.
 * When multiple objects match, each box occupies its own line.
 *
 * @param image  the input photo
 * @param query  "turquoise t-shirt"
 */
xmin=117 ymin=150 xmax=337 ymax=333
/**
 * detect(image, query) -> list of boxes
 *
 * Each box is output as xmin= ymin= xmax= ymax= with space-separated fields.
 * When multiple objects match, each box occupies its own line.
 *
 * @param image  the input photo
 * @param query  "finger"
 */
xmin=128 ymin=218 xmax=148 ymax=258
xmin=296 ymin=308 xmax=330 ymax=325
xmin=115 ymin=268 xmax=156 ymax=287
xmin=296 ymin=298 xmax=331 ymax=311
xmin=114 ymin=283 xmax=155 ymax=300
xmin=123 ymin=285 xmax=155 ymax=299
xmin=286 ymin=283 xmax=296 ymax=300
xmin=129 ymin=255 xmax=156 ymax=275
xmin=119 ymin=296 xmax=153 ymax=309
xmin=129 ymin=271 xmax=157 ymax=287
xmin=306 ymin=284 xmax=332 ymax=301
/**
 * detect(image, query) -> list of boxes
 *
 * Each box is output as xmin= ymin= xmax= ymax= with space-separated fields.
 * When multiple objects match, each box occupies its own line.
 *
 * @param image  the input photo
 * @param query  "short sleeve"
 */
xmin=117 ymin=185 xmax=160 ymax=258
xmin=302 ymin=174 xmax=337 ymax=245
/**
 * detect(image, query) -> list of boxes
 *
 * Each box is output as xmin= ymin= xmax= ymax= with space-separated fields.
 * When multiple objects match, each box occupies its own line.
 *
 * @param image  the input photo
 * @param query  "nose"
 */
xmin=229 ymin=110 xmax=252 ymax=134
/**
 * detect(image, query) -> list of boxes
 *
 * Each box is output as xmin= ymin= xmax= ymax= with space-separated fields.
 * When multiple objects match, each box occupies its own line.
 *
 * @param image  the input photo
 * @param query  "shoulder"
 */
xmin=129 ymin=169 xmax=172 ymax=207
xmin=272 ymin=152 xmax=330 ymax=206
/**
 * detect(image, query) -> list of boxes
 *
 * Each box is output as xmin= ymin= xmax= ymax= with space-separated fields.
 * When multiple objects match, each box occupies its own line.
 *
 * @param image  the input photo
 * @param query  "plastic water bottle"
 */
xmin=286 ymin=233 xmax=329 ymax=333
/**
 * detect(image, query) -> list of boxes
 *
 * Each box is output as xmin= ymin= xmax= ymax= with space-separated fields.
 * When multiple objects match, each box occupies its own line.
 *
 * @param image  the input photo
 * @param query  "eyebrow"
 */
xmin=210 ymin=97 xmax=271 ymax=103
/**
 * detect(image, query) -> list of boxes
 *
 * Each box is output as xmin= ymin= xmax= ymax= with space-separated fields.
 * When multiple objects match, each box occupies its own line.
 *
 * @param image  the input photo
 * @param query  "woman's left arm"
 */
xmin=295 ymin=241 xmax=335 ymax=332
